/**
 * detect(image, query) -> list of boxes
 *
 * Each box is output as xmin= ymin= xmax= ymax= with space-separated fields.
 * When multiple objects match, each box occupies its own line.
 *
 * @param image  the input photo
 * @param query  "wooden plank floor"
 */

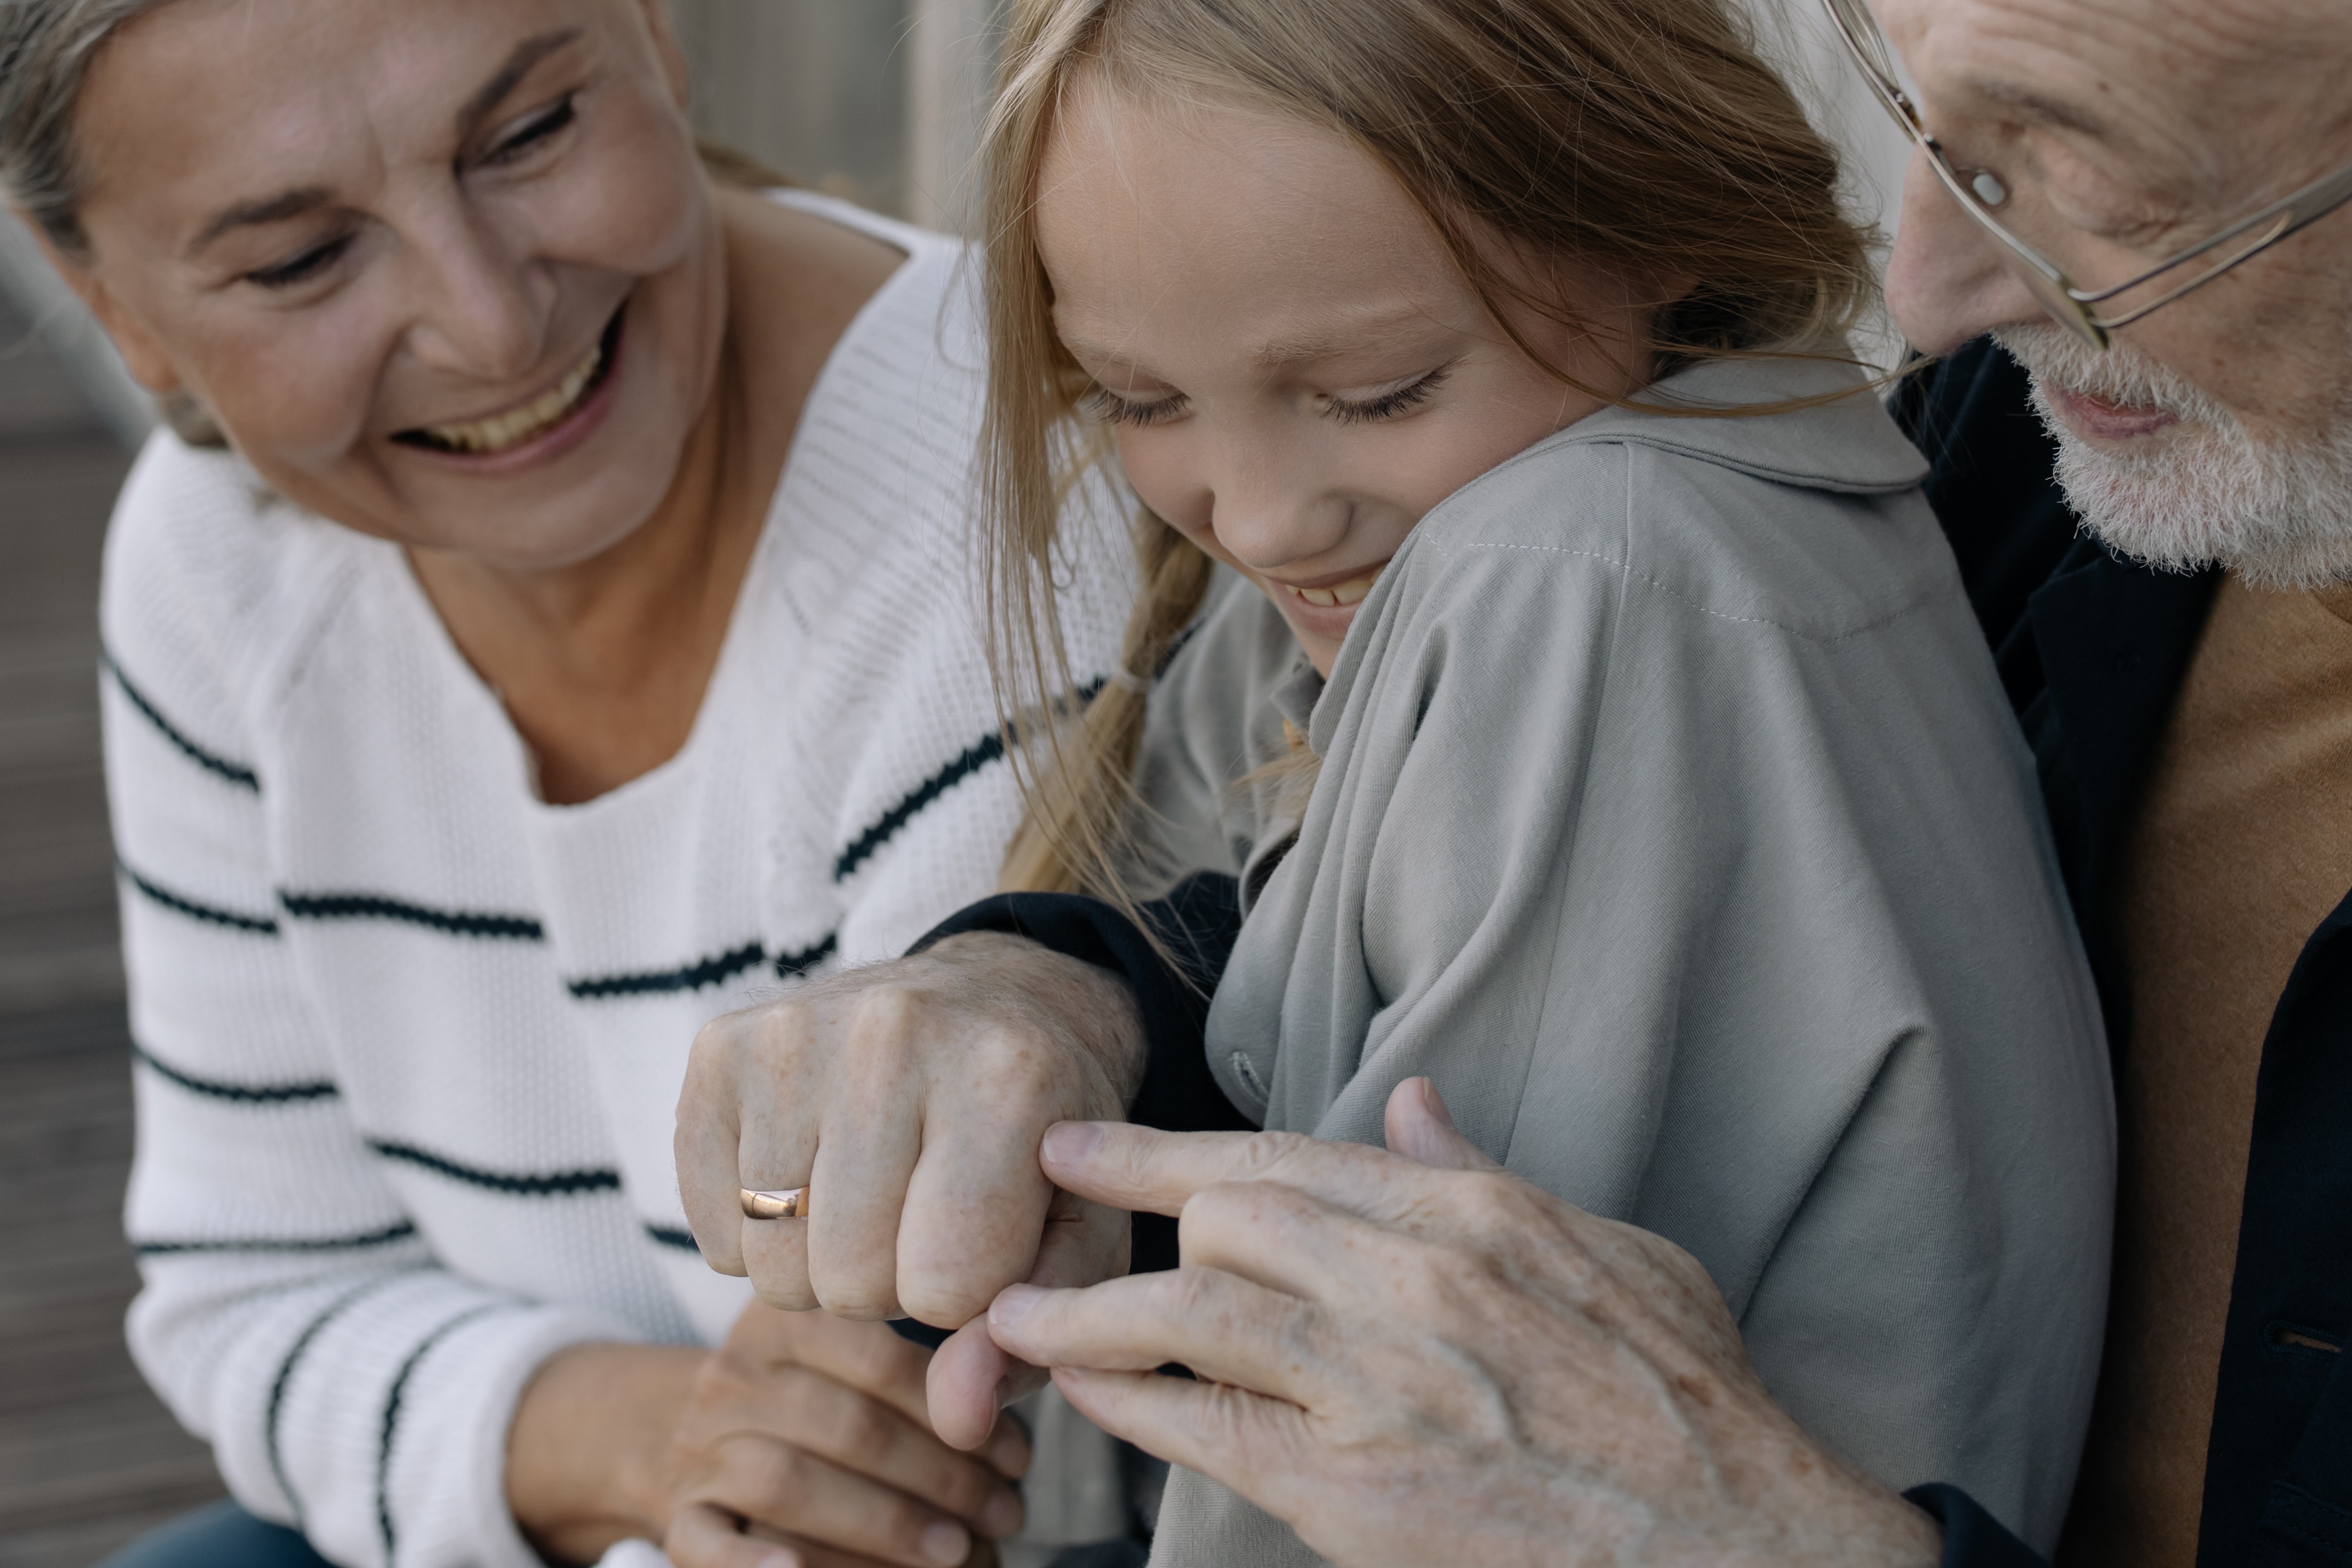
xmin=0 ymin=289 xmax=226 ymax=1567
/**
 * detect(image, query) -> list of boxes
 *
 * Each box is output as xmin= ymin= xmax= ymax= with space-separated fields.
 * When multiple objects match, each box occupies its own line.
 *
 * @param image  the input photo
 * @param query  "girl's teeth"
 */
xmin=419 ymin=340 xmax=603 ymax=455
xmin=1290 ymin=574 xmax=1380 ymax=610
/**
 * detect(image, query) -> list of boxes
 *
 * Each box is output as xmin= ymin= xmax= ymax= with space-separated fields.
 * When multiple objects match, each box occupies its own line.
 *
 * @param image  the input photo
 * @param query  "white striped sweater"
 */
xmin=101 ymin=194 xmax=1133 ymax=1568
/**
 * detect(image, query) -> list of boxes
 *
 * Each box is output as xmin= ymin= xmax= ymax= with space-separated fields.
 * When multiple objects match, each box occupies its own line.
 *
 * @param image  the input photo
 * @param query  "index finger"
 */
xmin=1037 ymin=1120 xmax=1425 ymax=1222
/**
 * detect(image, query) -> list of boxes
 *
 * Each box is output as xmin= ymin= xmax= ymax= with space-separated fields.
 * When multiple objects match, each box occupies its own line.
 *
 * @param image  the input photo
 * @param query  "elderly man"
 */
xmin=966 ymin=0 xmax=2352 ymax=1563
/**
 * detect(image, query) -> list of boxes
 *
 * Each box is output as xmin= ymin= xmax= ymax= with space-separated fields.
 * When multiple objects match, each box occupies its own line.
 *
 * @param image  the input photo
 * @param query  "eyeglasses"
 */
xmin=1820 ymin=0 xmax=2352 ymax=349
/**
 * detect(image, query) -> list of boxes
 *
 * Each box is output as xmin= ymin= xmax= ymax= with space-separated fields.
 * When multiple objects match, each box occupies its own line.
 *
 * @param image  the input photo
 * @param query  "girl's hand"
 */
xmin=674 ymin=933 xmax=1143 ymax=1446
xmin=509 ymin=1307 xmax=1031 ymax=1567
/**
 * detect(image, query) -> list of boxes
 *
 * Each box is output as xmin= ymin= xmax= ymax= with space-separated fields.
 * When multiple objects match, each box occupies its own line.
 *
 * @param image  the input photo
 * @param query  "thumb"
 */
xmin=1383 ymin=1078 xmax=1501 ymax=1172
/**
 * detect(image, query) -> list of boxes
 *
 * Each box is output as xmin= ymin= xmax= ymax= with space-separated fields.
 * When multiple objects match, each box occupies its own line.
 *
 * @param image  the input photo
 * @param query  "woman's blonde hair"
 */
xmin=984 ymin=0 xmax=1878 ymax=900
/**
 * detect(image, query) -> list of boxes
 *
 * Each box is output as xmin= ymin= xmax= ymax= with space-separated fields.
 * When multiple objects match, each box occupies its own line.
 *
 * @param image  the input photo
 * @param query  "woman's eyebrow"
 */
xmin=184 ymin=29 xmax=587 ymax=261
xmin=454 ymin=28 xmax=585 ymax=138
xmin=187 ymin=186 xmax=333 ymax=257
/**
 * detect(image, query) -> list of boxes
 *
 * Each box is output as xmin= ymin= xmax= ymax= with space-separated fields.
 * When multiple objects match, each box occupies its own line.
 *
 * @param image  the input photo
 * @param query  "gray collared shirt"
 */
xmin=1128 ymin=358 xmax=2113 ymax=1564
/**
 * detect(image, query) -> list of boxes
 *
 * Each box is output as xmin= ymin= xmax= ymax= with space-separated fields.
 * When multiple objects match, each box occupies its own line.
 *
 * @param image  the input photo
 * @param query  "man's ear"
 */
xmin=16 ymin=210 xmax=181 ymax=395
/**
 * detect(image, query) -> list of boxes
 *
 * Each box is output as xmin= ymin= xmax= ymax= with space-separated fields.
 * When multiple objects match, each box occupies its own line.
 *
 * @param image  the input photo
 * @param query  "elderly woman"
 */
xmin=0 ymin=1 xmax=1135 ymax=1566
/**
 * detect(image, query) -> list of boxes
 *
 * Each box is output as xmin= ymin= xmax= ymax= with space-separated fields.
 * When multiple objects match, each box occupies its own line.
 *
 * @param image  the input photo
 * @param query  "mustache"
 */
xmin=1990 ymin=324 xmax=2232 ymax=428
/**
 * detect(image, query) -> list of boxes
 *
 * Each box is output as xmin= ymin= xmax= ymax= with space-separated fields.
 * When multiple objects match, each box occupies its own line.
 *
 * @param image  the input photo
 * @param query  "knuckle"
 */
xmin=814 ymin=1279 xmax=901 ymax=1321
xmin=835 ymin=1330 xmax=911 ymax=1395
xmin=850 ymin=983 xmax=926 ymax=1036
xmin=830 ymin=1391 xmax=893 ymax=1461
xmin=740 ymin=1441 xmax=810 ymax=1508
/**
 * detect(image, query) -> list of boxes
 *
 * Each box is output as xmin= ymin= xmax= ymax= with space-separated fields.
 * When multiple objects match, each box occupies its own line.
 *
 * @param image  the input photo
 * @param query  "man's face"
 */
xmin=1878 ymin=0 xmax=2352 ymax=587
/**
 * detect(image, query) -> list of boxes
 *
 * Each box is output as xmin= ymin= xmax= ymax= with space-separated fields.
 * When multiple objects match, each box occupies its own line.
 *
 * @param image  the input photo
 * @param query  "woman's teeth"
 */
xmin=1287 ymin=574 xmax=1380 ymax=609
xmin=414 ymin=340 xmax=603 ymax=455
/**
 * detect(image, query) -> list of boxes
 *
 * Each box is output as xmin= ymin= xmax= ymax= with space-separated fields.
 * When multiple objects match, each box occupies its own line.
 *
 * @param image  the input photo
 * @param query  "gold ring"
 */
xmin=740 ymin=1186 xmax=809 ymax=1221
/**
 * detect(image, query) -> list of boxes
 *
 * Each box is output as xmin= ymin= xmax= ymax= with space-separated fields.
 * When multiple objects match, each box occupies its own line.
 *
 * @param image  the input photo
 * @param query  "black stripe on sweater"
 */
xmin=119 ymin=861 xmax=280 ymax=936
xmin=279 ymin=892 xmax=545 ymax=941
xmin=833 ymin=732 xmax=1005 ymax=884
xmin=101 ymin=646 xmax=262 ymax=792
xmin=831 ymin=678 xmax=1108 ymax=885
xmin=643 ymin=1222 xmax=699 ymax=1252
xmin=136 ymin=1221 xmax=419 ymax=1256
xmin=365 ymin=1139 xmax=621 ymax=1197
xmin=267 ymin=1273 xmax=415 ymax=1525
xmin=566 ymin=939 xmax=766 ymax=999
xmin=775 ymin=932 xmax=839 ymax=981
xmin=565 ymin=931 xmax=838 ymax=1000
xmin=377 ymin=1303 xmax=503 ymax=1562
xmin=132 ymin=1042 xmax=340 ymax=1104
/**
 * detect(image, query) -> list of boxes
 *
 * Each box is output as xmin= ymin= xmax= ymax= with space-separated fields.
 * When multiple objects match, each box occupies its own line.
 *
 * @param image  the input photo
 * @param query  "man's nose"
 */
xmin=1884 ymin=150 xmax=2045 ymax=355
xmin=402 ymin=212 xmax=552 ymax=384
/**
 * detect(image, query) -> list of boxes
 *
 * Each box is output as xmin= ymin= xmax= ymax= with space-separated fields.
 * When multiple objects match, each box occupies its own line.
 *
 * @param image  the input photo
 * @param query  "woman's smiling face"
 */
xmin=1035 ymin=79 xmax=1655 ymax=675
xmin=64 ymin=0 xmax=721 ymax=569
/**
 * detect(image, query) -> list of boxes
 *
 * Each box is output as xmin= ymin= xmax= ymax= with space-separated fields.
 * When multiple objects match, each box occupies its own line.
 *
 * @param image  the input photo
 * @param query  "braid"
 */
xmin=999 ymin=515 xmax=1212 ymax=895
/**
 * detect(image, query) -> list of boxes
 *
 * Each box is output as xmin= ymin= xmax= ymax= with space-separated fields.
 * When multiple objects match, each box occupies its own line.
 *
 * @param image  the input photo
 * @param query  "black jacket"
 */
xmin=1893 ymin=339 xmax=2352 ymax=1567
xmin=921 ymin=338 xmax=2352 ymax=1565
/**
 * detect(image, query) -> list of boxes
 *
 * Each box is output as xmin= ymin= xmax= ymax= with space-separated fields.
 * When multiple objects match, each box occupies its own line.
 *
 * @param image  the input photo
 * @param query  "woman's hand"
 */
xmin=508 ymin=1306 xmax=1031 ymax=1568
xmin=674 ymin=932 xmax=1144 ymax=1421
xmin=982 ymin=1080 xmax=1945 ymax=1568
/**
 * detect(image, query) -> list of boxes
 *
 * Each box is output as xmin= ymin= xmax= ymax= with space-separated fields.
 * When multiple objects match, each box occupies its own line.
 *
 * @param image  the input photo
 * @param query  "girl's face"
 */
xmin=59 ymin=0 xmax=720 ymax=571
xmin=1036 ymin=80 xmax=1657 ymax=675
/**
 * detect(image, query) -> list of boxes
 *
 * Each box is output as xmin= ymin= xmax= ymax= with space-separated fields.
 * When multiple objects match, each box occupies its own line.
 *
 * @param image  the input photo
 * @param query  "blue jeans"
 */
xmin=98 ymin=1501 xmax=333 ymax=1568
xmin=98 ymin=1500 xmax=1148 ymax=1568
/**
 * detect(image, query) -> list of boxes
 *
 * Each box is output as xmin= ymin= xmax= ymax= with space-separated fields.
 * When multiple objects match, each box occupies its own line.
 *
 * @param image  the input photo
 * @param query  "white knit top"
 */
xmin=102 ymin=193 xmax=1133 ymax=1568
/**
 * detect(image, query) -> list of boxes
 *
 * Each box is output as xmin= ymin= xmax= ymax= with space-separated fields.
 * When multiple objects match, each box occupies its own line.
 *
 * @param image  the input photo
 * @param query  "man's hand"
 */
xmin=508 ymin=1308 xmax=1031 ymax=1568
xmin=674 ymin=933 xmax=1142 ymax=1444
xmin=983 ymin=1079 xmax=1946 ymax=1568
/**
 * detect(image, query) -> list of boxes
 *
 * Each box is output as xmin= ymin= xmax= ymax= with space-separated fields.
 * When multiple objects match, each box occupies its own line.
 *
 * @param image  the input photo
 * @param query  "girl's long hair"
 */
xmin=985 ymin=0 xmax=1877 ymax=901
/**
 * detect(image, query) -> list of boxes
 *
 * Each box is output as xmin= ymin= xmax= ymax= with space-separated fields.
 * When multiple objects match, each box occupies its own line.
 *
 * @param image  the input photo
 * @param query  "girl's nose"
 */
xmin=1206 ymin=457 xmax=1353 ymax=574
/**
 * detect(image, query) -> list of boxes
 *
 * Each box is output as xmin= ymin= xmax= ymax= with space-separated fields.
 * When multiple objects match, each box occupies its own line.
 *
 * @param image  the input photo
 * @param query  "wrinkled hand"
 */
xmin=983 ymin=1080 xmax=1944 ymax=1568
xmin=665 ymin=1308 xmax=1029 ymax=1568
xmin=675 ymin=933 xmax=1142 ymax=1446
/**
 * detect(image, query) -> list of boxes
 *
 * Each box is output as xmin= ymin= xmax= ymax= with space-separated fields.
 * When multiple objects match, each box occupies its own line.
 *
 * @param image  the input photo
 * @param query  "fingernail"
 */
xmin=991 ymin=1284 xmax=1044 ymax=1328
xmin=982 ymin=1487 xmax=1025 ymax=1537
xmin=920 ymin=1521 xmax=971 ymax=1566
xmin=1418 ymin=1077 xmax=1458 ymax=1129
xmin=1041 ymin=1121 xmax=1105 ymax=1165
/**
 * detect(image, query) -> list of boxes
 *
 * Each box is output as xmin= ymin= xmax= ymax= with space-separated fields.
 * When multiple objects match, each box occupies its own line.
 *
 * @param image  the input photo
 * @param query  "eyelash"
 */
xmin=1083 ymin=367 xmax=1453 ymax=429
xmin=239 ymin=96 xmax=578 ymax=291
xmin=1327 ymin=367 xmax=1450 ymax=425
xmin=1084 ymin=388 xmax=1189 ymax=428
xmin=482 ymin=95 xmax=577 ymax=168
xmin=245 ymin=236 xmax=352 ymax=291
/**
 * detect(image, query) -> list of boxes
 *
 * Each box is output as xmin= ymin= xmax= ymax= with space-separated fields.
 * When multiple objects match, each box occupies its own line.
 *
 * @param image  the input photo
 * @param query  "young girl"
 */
xmin=970 ymin=0 xmax=2113 ymax=1560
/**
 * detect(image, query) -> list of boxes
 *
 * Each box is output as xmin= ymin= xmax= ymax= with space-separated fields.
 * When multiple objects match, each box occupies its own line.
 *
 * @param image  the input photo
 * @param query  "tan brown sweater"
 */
xmin=2058 ymin=577 xmax=2352 ymax=1568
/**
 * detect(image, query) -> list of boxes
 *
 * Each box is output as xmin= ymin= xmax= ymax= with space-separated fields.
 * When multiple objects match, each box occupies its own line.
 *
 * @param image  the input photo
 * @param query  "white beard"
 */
xmin=1992 ymin=323 xmax=2352 ymax=590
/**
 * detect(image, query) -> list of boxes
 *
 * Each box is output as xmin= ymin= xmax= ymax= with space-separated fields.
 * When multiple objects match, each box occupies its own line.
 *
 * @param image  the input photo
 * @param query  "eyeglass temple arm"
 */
xmin=2076 ymin=157 xmax=2352 ymax=313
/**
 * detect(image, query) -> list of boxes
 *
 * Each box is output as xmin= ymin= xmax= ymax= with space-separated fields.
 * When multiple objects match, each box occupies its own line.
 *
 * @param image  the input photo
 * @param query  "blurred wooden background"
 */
xmin=0 ymin=283 xmax=220 ymax=1567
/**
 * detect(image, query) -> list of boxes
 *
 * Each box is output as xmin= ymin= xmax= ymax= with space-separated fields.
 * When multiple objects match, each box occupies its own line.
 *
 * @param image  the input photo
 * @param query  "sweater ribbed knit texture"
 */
xmin=101 ymin=194 xmax=1133 ymax=1568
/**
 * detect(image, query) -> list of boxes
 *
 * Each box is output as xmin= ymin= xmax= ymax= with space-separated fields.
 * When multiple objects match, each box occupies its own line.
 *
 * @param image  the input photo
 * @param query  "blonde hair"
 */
xmin=986 ymin=0 xmax=1877 ymax=899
